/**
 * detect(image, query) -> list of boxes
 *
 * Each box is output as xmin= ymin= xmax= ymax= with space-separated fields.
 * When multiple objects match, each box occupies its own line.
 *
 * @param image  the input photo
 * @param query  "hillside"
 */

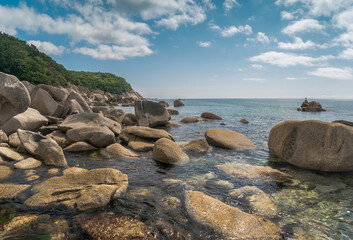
xmin=0 ymin=32 xmax=132 ymax=95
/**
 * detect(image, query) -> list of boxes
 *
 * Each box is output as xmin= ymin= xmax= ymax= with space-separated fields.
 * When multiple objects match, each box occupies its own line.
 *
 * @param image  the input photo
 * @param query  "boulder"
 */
xmin=0 ymin=166 xmax=13 ymax=180
xmin=77 ymin=212 xmax=154 ymax=240
xmin=66 ymin=126 xmax=115 ymax=148
xmin=298 ymin=98 xmax=326 ymax=112
xmin=229 ymin=186 xmax=278 ymax=218
xmin=185 ymin=190 xmax=282 ymax=239
xmin=165 ymin=122 xmax=180 ymax=128
xmin=0 ymin=72 xmax=31 ymax=125
xmin=24 ymin=168 xmax=128 ymax=212
xmin=14 ymin=158 xmax=42 ymax=169
xmin=122 ymin=113 xmax=137 ymax=126
xmin=268 ymin=120 xmax=353 ymax=172
xmin=0 ymin=184 xmax=30 ymax=199
xmin=180 ymin=117 xmax=199 ymax=123
xmin=119 ymin=126 xmax=174 ymax=143
xmin=0 ymin=108 xmax=48 ymax=135
xmin=182 ymin=139 xmax=211 ymax=154
xmin=173 ymin=99 xmax=184 ymax=107
xmin=158 ymin=101 xmax=170 ymax=107
xmin=128 ymin=140 xmax=154 ymax=152
xmin=30 ymin=87 xmax=58 ymax=116
xmin=17 ymin=129 xmax=67 ymax=167
xmin=64 ymin=142 xmax=97 ymax=152
xmin=0 ymin=131 xmax=8 ymax=143
xmin=60 ymin=98 xmax=85 ymax=117
xmin=46 ymin=131 xmax=71 ymax=148
xmin=0 ymin=147 xmax=25 ymax=161
xmin=135 ymin=100 xmax=170 ymax=127
xmin=201 ymin=112 xmax=222 ymax=120
xmin=205 ymin=129 xmax=255 ymax=150
xmin=38 ymin=84 xmax=68 ymax=102
xmin=100 ymin=143 xmax=138 ymax=159
xmin=153 ymin=138 xmax=189 ymax=165
xmin=8 ymin=133 xmax=20 ymax=148
xmin=64 ymin=91 xmax=92 ymax=113
xmin=167 ymin=109 xmax=179 ymax=115
xmin=240 ymin=118 xmax=249 ymax=124
xmin=59 ymin=113 xmax=121 ymax=135
xmin=217 ymin=162 xmax=292 ymax=183
xmin=92 ymin=107 xmax=124 ymax=124
xmin=21 ymin=81 xmax=35 ymax=94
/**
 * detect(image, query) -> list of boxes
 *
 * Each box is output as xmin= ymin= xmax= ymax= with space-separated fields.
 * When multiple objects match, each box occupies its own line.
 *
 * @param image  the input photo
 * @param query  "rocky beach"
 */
xmin=0 ymin=71 xmax=352 ymax=239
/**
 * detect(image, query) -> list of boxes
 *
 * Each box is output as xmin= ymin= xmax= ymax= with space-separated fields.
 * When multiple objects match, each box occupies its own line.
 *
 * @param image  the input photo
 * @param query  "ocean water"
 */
xmin=2 ymin=99 xmax=353 ymax=239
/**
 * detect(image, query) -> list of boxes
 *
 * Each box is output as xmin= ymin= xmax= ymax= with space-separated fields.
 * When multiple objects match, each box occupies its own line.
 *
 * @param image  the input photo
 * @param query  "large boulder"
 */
xmin=0 ymin=72 xmax=31 ymax=125
xmin=92 ymin=107 xmax=124 ymax=124
xmin=24 ymin=168 xmax=128 ymax=212
xmin=153 ymin=138 xmax=189 ymax=165
xmin=268 ymin=120 xmax=353 ymax=172
xmin=38 ymin=84 xmax=69 ymax=103
xmin=201 ymin=112 xmax=222 ymax=120
xmin=17 ymin=129 xmax=67 ymax=167
xmin=30 ymin=87 xmax=58 ymax=116
xmin=21 ymin=81 xmax=35 ymax=94
xmin=205 ymin=129 xmax=255 ymax=150
xmin=66 ymin=126 xmax=115 ymax=148
xmin=0 ymin=108 xmax=48 ymax=135
xmin=134 ymin=100 xmax=170 ymax=127
xmin=173 ymin=99 xmax=184 ymax=107
xmin=182 ymin=139 xmax=211 ymax=154
xmin=180 ymin=117 xmax=199 ymax=123
xmin=100 ymin=143 xmax=138 ymax=159
xmin=119 ymin=126 xmax=174 ymax=144
xmin=167 ymin=109 xmax=179 ymax=115
xmin=63 ymin=142 xmax=97 ymax=152
xmin=65 ymin=91 xmax=92 ymax=113
xmin=185 ymin=190 xmax=282 ymax=239
xmin=59 ymin=113 xmax=121 ymax=135
xmin=122 ymin=113 xmax=137 ymax=126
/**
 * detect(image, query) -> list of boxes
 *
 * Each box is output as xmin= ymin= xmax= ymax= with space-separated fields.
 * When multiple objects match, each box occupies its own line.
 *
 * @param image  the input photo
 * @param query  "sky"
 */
xmin=0 ymin=0 xmax=353 ymax=99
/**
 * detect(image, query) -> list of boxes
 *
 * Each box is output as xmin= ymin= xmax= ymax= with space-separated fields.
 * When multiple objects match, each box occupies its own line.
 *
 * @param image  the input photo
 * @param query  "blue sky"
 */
xmin=1 ymin=0 xmax=353 ymax=99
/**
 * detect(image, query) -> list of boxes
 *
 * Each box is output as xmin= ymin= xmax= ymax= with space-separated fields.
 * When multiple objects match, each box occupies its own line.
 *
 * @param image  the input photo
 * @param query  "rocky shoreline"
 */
xmin=0 ymin=71 xmax=352 ymax=239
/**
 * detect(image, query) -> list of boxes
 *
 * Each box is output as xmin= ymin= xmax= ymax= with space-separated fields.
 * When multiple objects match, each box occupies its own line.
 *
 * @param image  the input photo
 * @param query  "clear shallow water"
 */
xmin=1 ymin=99 xmax=353 ymax=239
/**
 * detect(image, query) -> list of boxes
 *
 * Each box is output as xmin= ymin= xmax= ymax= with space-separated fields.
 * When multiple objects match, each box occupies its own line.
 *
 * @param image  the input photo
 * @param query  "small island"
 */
xmin=297 ymin=98 xmax=326 ymax=112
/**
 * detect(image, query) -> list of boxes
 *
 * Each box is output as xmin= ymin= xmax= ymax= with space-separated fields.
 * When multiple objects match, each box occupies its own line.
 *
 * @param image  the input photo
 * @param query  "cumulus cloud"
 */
xmin=223 ymin=0 xmax=240 ymax=14
xmin=250 ymin=51 xmax=333 ymax=67
xmin=281 ymin=11 xmax=296 ymax=20
xmin=210 ymin=22 xmax=252 ymax=37
xmin=333 ymin=7 xmax=353 ymax=47
xmin=197 ymin=41 xmax=211 ymax=47
xmin=278 ymin=37 xmax=327 ymax=50
xmin=308 ymin=67 xmax=353 ymax=80
xmin=27 ymin=40 xmax=66 ymax=55
xmin=338 ymin=48 xmax=353 ymax=60
xmin=282 ymin=19 xmax=325 ymax=35
xmin=256 ymin=32 xmax=270 ymax=43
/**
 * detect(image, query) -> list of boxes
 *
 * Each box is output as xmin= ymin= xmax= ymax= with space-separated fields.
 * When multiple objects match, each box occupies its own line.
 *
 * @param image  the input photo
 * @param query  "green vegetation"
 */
xmin=0 ymin=32 xmax=132 ymax=94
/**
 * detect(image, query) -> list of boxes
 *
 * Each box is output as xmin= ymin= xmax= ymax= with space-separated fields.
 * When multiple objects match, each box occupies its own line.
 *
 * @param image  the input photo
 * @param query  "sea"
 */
xmin=2 ymin=99 xmax=353 ymax=239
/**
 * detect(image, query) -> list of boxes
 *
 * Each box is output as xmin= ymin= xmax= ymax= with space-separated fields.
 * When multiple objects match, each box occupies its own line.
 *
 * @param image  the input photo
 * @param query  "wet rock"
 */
xmin=271 ymin=189 xmax=320 ymax=211
xmin=299 ymin=181 xmax=316 ymax=191
xmin=77 ymin=212 xmax=154 ymax=240
xmin=268 ymin=120 xmax=353 ymax=172
xmin=167 ymin=109 xmax=179 ymax=115
xmin=14 ymin=158 xmax=42 ymax=169
xmin=0 ymin=184 xmax=30 ymax=199
xmin=240 ymin=118 xmax=249 ymax=124
xmin=48 ymin=168 xmax=60 ymax=175
xmin=25 ymin=168 xmax=128 ymax=212
xmin=0 ymin=147 xmax=24 ymax=161
xmin=100 ymin=143 xmax=138 ymax=159
xmin=0 ymin=72 xmax=31 ymax=125
xmin=0 ymin=214 xmax=40 ymax=237
xmin=30 ymin=87 xmax=59 ymax=116
xmin=0 ymin=166 xmax=13 ymax=180
xmin=153 ymin=138 xmax=189 ymax=165
xmin=127 ymin=186 xmax=162 ymax=201
xmin=185 ymin=190 xmax=282 ymax=239
xmin=135 ymin=100 xmax=171 ymax=127
xmin=119 ymin=126 xmax=174 ymax=144
xmin=217 ymin=162 xmax=292 ymax=183
xmin=66 ymin=125 xmax=115 ymax=148
xmin=201 ymin=112 xmax=222 ymax=120
xmin=229 ymin=186 xmax=278 ymax=217
xmin=214 ymin=180 xmax=234 ymax=190
xmin=205 ymin=128 xmax=255 ymax=150
xmin=0 ymin=108 xmax=48 ymax=135
xmin=128 ymin=140 xmax=154 ymax=152
xmin=18 ymin=129 xmax=67 ymax=167
xmin=59 ymin=112 xmax=121 ymax=135
xmin=165 ymin=122 xmax=180 ymax=128
xmin=180 ymin=117 xmax=199 ymax=123
xmin=160 ymin=196 xmax=182 ymax=210
xmin=26 ymin=175 xmax=40 ymax=182
xmin=173 ymin=99 xmax=184 ymax=107
xmin=64 ymin=142 xmax=97 ymax=152
xmin=182 ymin=138 xmax=211 ymax=154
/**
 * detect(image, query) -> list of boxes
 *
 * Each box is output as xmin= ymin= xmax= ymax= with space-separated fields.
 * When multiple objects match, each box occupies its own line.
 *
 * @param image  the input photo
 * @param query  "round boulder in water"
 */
xmin=205 ymin=129 xmax=255 ymax=150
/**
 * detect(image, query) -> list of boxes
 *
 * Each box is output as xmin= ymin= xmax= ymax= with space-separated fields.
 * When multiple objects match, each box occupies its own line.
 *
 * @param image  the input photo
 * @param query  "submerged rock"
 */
xmin=239 ymin=118 xmax=249 ymax=124
xmin=182 ymin=138 xmax=211 ymax=154
xmin=229 ymin=186 xmax=278 ymax=218
xmin=24 ymin=168 xmax=128 ymax=212
xmin=205 ymin=128 xmax=255 ymax=150
xmin=173 ymin=99 xmax=184 ymax=107
xmin=268 ymin=120 xmax=353 ymax=172
xmin=14 ymin=158 xmax=42 ymax=169
xmin=180 ymin=117 xmax=199 ymax=123
xmin=135 ymin=100 xmax=170 ymax=127
xmin=77 ymin=212 xmax=154 ymax=240
xmin=167 ymin=109 xmax=179 ymax=115
xmin=0 ymin=184 xmax=30 ymax=199
xmin=153 ymin=138 xmax=189 ymax=165
xmin=201 ymin=112 xmax=222 ymax=120
xmin=217 ymin=162 xmax=292 ymax=183
xmin=0 ymin=166 xmax=13 ymax=180
xmin=185 ymin=190 xmax=282 ymax=239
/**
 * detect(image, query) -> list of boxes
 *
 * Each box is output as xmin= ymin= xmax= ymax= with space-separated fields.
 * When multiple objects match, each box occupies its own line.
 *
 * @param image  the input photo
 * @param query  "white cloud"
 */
xmin=256 ymin=32 xmax=270 ymax=43
xmin=73 ymin=44 xmax=153 ymax=60
xmin=282 ymin=19 xmax=325 ymax=35
xmin=243 ymin=78 xmax=266 ymax=81
xmin=333 ymin=7 xmax=353 ymax=47
xmin=308 ymin=67 xmax=353 ymax=80
xmin=203 ymin=0 xmax=216 ymax=10
xmin=338 ymin=48 xmax=353 ymax=60
xmin=223 ymin=0 xmax=240 ymax=13
xmin=27 ymin=40 xmax=66 ymax=55
xmin=278 ymin=37 xmax=327 ymax=50
xmin=281 ymin=11 xmax=296 ymax=20
xmin=210 ymin=23 xmax=252 ymax=37
xmin=252 ymin=64 xmax=263 ymax=69
xmin=250 ymin=51 xmax=333 ymax=67
xmin=197 ymin=41 xmax=211 ymax=47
